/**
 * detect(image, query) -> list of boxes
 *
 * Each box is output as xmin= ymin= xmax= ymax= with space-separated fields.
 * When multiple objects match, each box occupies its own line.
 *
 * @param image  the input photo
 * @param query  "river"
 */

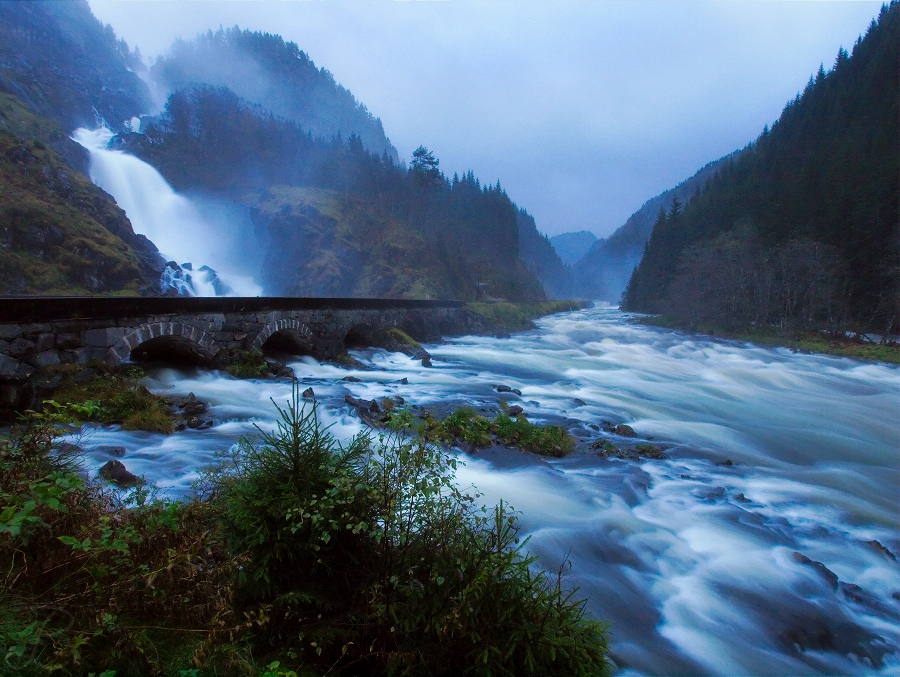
xmin=63 ymin=304 xmax=899 ymax=676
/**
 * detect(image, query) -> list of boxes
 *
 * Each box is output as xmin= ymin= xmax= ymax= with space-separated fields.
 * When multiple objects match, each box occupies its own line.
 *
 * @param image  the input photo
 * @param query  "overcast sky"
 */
xmin=88 ymin=0 xmax=882 ymax=238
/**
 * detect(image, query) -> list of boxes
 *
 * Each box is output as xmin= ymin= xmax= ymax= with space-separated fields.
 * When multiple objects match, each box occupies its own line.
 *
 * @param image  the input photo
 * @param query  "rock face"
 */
xmin=0 ymin=0 xmax=150 ymax=134
xmin=98 ymin=459 xmax=143 ymax=487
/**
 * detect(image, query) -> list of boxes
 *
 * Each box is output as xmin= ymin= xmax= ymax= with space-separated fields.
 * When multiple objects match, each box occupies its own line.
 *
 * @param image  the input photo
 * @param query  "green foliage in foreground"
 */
xmin=464 ymin=301 xmax=586 ymax=332
xmin=0 ymin=385 xmax=610 ymax=676
xmin=414 ymin=406 xmax=576 ymax=457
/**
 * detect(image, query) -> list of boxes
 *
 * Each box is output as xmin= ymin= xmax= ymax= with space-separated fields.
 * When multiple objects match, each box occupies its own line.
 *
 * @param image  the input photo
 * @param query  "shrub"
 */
xmin=0 ymin=386 xmax=609 ymax=675
xmin=205 ymin=384 xmax=610 ymax=675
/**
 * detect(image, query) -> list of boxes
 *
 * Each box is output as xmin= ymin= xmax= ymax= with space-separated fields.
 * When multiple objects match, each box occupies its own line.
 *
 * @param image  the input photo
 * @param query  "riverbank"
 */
xmin=0 ymin=392 xmax=611 ymax=676
xmin=635 ymin=315 xmax=900 ymax=364
xmin=463 ymin=300 xmax=589 ymax=333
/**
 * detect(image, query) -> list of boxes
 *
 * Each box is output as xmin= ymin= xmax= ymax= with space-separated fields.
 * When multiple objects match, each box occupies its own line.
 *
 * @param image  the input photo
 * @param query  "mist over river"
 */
xmin=67 ymin=305 xmax=900 ymax=676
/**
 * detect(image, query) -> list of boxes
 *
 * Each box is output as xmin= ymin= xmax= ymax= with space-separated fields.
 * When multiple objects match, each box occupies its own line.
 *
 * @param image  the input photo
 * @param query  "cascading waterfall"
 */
xmin=72 ymin=127 xmax=262 ymax=297
xmin=65 ymin=304 xmax=900 ymax=676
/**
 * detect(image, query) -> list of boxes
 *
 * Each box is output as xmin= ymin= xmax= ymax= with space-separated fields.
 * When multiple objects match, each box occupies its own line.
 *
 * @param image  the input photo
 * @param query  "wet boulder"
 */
xmin=792 ymin=551 xmax=839 ymax=590
xmin=614 ymin=424 xmax=637 ymax=437
xmin=98 ymin=460 xmax=143 ymax=487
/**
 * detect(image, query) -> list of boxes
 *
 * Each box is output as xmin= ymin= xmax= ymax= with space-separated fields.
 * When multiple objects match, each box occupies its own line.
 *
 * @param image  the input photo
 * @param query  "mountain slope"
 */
xmin=0 ymin=0 xmax=149 ymax=135
xmin=573 ymin=154 xmax=733 ymax=302
xmin=550 ymin=231 xmax=597 ymax=265
xmin=122 ymin=87 xmax=545 ymax=301
xmin=622 ymin=2 xmax=899 ymax=334
xmin=0 ymin=92 xmax=164 ymax=295
xmin=150 ymin=27 xmax=398 ymax=161
xmin=518 ymin=210 xmax=574 ymax=299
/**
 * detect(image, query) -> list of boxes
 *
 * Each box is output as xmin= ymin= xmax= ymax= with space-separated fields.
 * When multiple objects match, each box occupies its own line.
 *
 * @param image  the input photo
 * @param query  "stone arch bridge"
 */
xmin=0 ymin=297 xmax=471 ymax=383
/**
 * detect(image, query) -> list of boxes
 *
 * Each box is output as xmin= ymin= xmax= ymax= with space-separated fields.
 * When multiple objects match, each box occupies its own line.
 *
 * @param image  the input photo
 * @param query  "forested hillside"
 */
xmin=574 ymin=154 xmax=733 ymax=302
xmin=623 ymin=1 xmax=899 ymax=336
xmin=123 ymin=86 xmax=545 ymax=300
xmin=518 ymin=210 xmax=574 ymax=299
xmin=0 ymin=0 xmax=149 ymax=135
xmin=150 ymin=27 xmax=398 ymax=160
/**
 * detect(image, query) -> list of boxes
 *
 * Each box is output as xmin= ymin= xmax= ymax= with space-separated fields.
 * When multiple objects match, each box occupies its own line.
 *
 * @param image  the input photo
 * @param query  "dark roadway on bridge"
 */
xmin=0 ymin=297 xmax=465 ymax=324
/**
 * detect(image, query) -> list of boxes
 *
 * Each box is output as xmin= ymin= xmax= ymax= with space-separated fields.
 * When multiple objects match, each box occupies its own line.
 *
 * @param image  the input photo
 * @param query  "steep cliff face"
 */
xmin=0 ymin=93 xmax=164 ymax=295
xmin=0 ymin=0 xmax=150 ymax=134
xmin=252 ymin=186 xmax=434 ymax=298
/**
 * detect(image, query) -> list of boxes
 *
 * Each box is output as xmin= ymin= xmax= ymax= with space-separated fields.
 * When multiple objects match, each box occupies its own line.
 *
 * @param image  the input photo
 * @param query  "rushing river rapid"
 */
xmin=65 ymin=305 xmax=899 ymax=676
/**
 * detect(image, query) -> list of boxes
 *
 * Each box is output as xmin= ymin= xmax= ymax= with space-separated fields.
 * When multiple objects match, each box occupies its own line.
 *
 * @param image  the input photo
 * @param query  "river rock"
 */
xmin=614 ymin=424 xmax=637 ymax=437
xmin=56 ymin=442 xmax=84 ymax=456
xmin=302 ymin=387 xmax=315 ymax=399
xmin=865 ymin=540 xmax=897 ymax=561
xmin=344 ymin=394 xmax=384 ymax=427
xmin=341 ymin=375 xmax=362 ymax=382
xmin=183 ymin=400 xmax=208 ymax=416
xmin=506 ymin=405 xmax=523 ymax=416
xmin=97 ymin=445 xmax=126 ymax=457
xmin=186 ymin=416 xmax=204 ymax=429
xmin=495 ymin=384 xmax=522 ymax=396
xmin=98 ymin=460 xmax=143 ymax=487
xmin=792 ymin=551 xmax=839 ymax=590
xmin=572 ymin=398 xmax=587 ymax=406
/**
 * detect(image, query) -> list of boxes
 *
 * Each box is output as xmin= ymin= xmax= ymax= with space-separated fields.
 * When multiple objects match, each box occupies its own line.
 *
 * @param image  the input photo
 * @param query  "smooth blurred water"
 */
xmin=71 ymin=127 xmax=262 ymax=296
xmin=66 ymin=305 xmax=900 ymax=675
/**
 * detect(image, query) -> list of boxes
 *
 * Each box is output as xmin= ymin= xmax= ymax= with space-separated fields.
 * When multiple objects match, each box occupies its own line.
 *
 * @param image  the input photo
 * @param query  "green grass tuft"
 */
xmin=465 ymin=300 xmax=586 ymax=332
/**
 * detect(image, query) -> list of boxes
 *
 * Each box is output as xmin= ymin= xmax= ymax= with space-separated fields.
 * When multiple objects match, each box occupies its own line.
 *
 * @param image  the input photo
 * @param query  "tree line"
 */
xmin=624 ymin=1 xmax=899 ymax=339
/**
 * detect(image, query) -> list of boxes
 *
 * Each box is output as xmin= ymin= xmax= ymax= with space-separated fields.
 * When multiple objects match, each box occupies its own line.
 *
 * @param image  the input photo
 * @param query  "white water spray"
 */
xmin=66 ymin=305 xmax=900 ymax=675
xmin=72 ymin=127 xmax=262 ymax=296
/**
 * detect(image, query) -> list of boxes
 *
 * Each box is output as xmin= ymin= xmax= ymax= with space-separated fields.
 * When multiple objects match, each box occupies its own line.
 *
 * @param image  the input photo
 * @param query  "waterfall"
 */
xmin=72 ymin=127 xmax=262 ymax=297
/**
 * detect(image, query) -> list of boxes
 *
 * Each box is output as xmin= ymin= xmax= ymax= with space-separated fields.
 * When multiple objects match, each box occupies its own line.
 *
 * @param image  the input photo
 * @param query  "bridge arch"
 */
xmin=343 ymin=323 xmax=377 ymax=350
xmin=252 ymin=319 xmax=314 ymax=355
xmin=105 ymin=322 xmax=219 ymax=367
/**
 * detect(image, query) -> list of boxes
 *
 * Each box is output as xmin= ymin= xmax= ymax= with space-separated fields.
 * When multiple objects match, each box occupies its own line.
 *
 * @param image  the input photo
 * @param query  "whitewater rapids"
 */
xmin=64 ymin=305 xmax=899 ymax=675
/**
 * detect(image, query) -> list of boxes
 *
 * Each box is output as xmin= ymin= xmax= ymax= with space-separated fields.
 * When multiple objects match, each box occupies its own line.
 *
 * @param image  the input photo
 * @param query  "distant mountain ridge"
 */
xmin=550 ymin=231 xmax=596 ymax=265
xmin=150 ymin=27 xmax=398 ymax=161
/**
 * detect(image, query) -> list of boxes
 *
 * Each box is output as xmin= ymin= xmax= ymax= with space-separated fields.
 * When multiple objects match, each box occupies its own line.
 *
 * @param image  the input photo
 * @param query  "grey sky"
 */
xmin=88 ymin=0 xmax=882 ymax=238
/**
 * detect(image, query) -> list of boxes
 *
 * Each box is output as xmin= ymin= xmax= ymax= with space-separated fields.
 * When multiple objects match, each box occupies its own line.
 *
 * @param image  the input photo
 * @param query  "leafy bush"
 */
xmin=408 ymin=407 xmax=576 ymax=457
xmin=0 ymin=386 xmax=608 ymax=675
xmin=492 ymin=413 xmax=574 ymax=457
xmin=205 ymin=384 xmax=609 ymax=675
